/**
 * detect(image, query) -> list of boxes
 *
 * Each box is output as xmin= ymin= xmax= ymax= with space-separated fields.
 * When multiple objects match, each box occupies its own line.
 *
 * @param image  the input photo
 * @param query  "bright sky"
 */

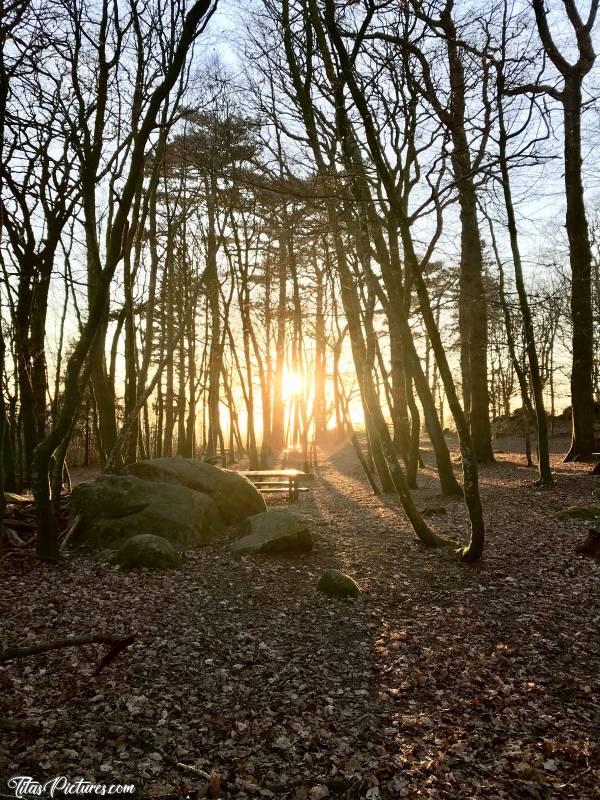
xmin=40 ymin=0 xmax=600 ymax=422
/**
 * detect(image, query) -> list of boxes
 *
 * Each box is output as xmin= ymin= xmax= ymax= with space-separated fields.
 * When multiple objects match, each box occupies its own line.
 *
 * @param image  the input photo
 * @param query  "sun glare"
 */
xmin=283 ymin=370 xmax=304 ymax=400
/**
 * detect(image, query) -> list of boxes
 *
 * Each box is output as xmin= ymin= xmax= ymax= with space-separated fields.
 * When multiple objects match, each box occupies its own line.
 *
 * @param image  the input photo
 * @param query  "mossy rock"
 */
xmin=71 ymin=473 xmax=224 ymax=550
xmin=116 ymin=534 xmax=183 ymax=570
xmin=317 ymin=569 xmax=361 ymax=599
xmin=126 ymin=457 xmax=266 ymax=523
xmin=556 ymin=505 xmax=600 ymax=521
xmin=232 ymin=509 xmax=313 ymax=556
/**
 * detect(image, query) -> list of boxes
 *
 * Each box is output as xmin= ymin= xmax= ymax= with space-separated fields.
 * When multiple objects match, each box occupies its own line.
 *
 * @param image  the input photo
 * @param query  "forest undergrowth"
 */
xmin=1 ymin=435 xmax=599 ymax=800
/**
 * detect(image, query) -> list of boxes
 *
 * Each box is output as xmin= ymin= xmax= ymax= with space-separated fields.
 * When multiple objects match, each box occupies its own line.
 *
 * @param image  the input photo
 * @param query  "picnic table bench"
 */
xmin=240 ymin=469 xmax=309 ymax=502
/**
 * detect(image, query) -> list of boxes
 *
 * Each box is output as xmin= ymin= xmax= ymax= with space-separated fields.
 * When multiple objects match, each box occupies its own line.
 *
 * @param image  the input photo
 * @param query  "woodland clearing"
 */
xmin=1 ymin=435 xmax=598 ymax=799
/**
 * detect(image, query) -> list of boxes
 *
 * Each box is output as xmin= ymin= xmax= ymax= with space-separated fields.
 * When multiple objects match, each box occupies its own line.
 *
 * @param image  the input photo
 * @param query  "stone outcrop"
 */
xmin=126 ymin=458 xmax=266 ymax=523
xmin=70 ymin=458 xmax=266 ymax=553
xmin=70 ymin=473 xmax=225 ymax=550
xmin=231 ymin=509 xmax=313 ymax=556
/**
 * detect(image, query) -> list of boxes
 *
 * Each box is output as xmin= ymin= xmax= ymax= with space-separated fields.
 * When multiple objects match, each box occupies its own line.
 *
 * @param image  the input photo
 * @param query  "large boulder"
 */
xmin=71 ymin=473 xmax=224 ymax=550
xmin=126 ymin=458 xmax=266 ymax=523
xmin=317 ymin=570 xmax=361 ymax=599
xmin=231 ymin=509 xmax=313 ymax=556
xmin=116 ymin=534 xmax=182 ymax=570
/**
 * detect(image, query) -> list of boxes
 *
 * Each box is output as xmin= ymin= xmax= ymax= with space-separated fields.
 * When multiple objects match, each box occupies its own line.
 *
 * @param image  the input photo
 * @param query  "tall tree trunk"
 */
xmin=184 ymin=303 xmax=197 ymax=458
xmin=162 ymin=255 xmax=175 ymax=457
xmin=401 ymin=222 xmax=485 ymax=561
xmin=388 ymin=319 xmax=411 ymax=456
xmin=241 ymin=288 xmax=259 ymax=469
xmin=176 ymin=299 xmax=187 ymax=457
xmin=0 ymin=306 xmax=6 ymax=544
xmin=271 ymin=224 xmax=288 ymax=452
xmin=123 ymin=246 xmax=138 ymax=464
xmin=563 ymin=77 xmax=596 ymax=460
xmin=438 ymin=4 xmax=494 ymax=464
xmin=489 ymin=85 xmax=553 ymax=485
xmin=205 ymin=180 xmax=222 ymax=458
xmin=89 ymin=329 xmax=119 ymax=468
xmin=14 ymin=264 xmax=37 ymax=482
xmin=450 ymin=129 xmax=494 ymax=463
xmin=260 ymin=251 xmax=273 ymax=464
xmin=313 ymin=259 xmax=328 ymax=441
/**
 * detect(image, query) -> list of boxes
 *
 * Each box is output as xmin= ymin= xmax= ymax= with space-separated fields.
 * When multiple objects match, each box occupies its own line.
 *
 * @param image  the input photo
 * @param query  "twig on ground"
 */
xmin=0 ymin=633 xmax=136 ymax=674
xmin=0 ymin=717 xmax=40 ymax=734
xmin=59 ymin=514 xmax=82 ymax=552
xmin=94 ymin=635 xmax=136 ymax=675
xmin=3 ymin=529 xmax=28 ymax=548
xmin=157 ymin=747 xmax=212 ymax=780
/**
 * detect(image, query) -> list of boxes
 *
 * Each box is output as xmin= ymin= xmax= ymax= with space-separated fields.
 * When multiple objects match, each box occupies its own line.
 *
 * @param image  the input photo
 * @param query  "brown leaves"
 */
xmin=1 ymin=446 xmax=600 ymax=797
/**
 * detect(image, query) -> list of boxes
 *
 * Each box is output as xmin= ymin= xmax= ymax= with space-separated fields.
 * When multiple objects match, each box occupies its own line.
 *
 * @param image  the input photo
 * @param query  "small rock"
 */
xmin=232 ymin=510 xmax=313 ymax=556
xmin=273 ymin=735 xmax=292 ymax=751
xmin=94 ymin=549 xmax=117 ymax=564
xmin=317 ymin=569 xmax=361 ymax=598
xmin=116 ymin=534 xmax=182 ymax=570
xmin=309 ymin=786 xmax=329 ymax=800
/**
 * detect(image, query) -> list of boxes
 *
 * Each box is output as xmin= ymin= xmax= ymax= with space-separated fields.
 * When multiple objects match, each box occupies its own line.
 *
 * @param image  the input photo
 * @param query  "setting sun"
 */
xmin=283 ymin=370 xmax=304 ymax=400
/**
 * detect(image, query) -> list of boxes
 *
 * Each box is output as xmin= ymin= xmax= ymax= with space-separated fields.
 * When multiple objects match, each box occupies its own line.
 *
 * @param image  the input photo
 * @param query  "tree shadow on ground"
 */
xmin=292 ymin=440 xmax=600 ymax=798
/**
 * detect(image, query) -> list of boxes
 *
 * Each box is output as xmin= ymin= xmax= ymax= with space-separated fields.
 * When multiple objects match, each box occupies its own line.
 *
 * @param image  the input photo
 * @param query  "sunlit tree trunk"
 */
xmin=162 ymin=244 xmax=175 ymax=457
xmin=271 ymin=224 xmax=288 ymax=452
xmin=260 ymin=250 xmax=273 ymax=464
xmin=313 ymin=258 xmax=328 ymax=441
xmin=204 ymin=177 xmax=222 ymax=458
xmin=184 ymin=303 xmax=197 ymax=458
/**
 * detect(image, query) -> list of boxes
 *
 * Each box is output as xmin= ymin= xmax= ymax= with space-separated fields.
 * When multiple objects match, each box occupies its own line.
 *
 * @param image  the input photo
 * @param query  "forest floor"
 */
xmin=1 ymin=434 xmax=599 ymax=799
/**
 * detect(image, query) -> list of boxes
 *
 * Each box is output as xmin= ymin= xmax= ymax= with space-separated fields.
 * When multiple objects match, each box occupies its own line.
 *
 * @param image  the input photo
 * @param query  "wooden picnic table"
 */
xmin=240 ymin=469 xmax=308 ymax=502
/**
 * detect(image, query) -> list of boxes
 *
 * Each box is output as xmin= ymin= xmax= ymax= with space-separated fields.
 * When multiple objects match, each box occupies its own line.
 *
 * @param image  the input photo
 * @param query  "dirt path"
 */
xmin=1 ymin=441 xmax=599 ymax=799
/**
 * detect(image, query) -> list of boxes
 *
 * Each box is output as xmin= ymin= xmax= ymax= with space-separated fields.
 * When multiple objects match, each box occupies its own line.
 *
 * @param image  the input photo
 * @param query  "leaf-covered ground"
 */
xmin=1 ymin=435 xmax=599 ymax=799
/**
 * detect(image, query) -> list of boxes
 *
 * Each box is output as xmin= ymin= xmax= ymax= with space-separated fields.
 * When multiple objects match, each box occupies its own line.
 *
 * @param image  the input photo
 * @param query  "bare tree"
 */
xmin=512 ymin=0 xmax=599 ymax=460
xmin=31 ymin=0 xmax=216 ymax=560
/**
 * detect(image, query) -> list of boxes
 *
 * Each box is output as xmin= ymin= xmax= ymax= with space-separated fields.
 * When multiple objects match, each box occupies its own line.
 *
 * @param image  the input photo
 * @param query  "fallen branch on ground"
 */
xmin=3 ymin=528 xmax=28 ymax=548
xmin=0 ymin=717 xmax=41 ymax=734
xmin=59 ymin=513 xmax=82 ymax=552
xmin=0 ymin=633 xmax=136 ymax=675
